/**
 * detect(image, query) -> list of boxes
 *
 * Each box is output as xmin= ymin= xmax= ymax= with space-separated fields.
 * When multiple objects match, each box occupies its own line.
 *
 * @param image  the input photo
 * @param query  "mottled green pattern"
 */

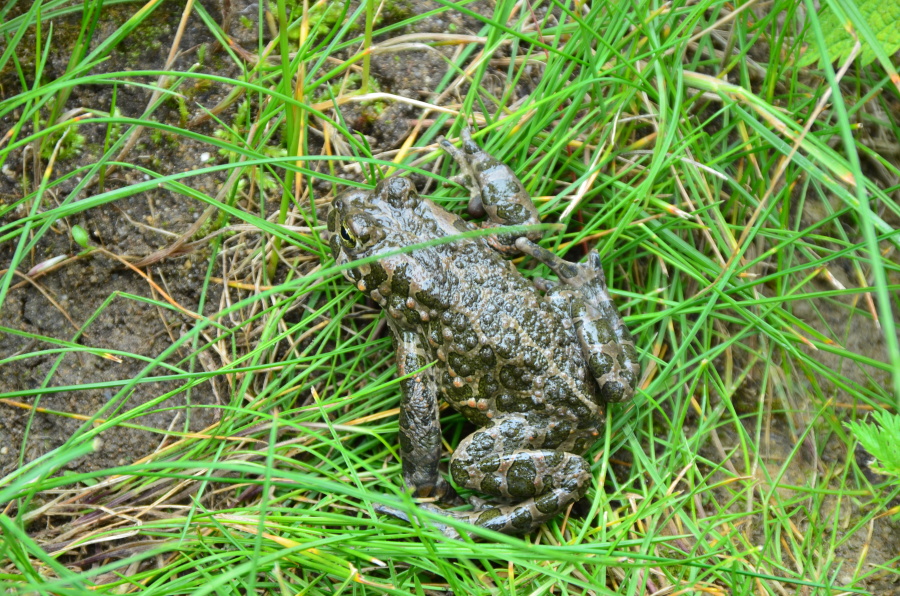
xmin=327 ymin=130 xmax=640 ymax=537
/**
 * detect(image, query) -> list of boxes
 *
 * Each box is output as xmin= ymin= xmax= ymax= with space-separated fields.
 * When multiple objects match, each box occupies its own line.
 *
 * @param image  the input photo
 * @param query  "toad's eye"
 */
xmin=340 ymin=212 xmax=380 ymax=250
xmin=340 ymin=222 xmax=355 ymax=247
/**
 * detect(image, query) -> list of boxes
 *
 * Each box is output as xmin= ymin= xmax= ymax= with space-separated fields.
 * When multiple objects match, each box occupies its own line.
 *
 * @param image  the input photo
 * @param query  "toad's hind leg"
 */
xmin=517 ymin=238 xmax=640 ymax=402
xmin=435 ymin=416 xmax=593 ymax=536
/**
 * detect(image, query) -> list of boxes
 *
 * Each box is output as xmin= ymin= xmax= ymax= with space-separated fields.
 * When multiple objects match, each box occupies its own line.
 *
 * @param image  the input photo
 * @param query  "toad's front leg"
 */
xmin=439 ymin=128 xmax=542 ymax=251
xmin=375 ymin=329 xmax=465 ymax=536
xmin=391 ymin=328 xmax=451 ymax=499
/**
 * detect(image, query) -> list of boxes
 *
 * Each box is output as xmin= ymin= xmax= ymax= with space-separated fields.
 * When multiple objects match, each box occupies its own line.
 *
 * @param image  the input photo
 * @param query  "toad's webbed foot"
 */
xmin=373 ymin=501 xmax=467 ymax=540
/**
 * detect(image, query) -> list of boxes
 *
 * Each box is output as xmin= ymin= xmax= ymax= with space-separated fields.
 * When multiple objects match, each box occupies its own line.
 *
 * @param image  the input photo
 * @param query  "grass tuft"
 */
xmin=1 ymin=0 xmax=899 ymax=594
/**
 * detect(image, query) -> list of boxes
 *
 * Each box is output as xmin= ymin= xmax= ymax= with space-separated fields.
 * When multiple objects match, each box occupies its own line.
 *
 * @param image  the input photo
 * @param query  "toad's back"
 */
xmin=385 ymin=228 xmax=606 ymax=441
